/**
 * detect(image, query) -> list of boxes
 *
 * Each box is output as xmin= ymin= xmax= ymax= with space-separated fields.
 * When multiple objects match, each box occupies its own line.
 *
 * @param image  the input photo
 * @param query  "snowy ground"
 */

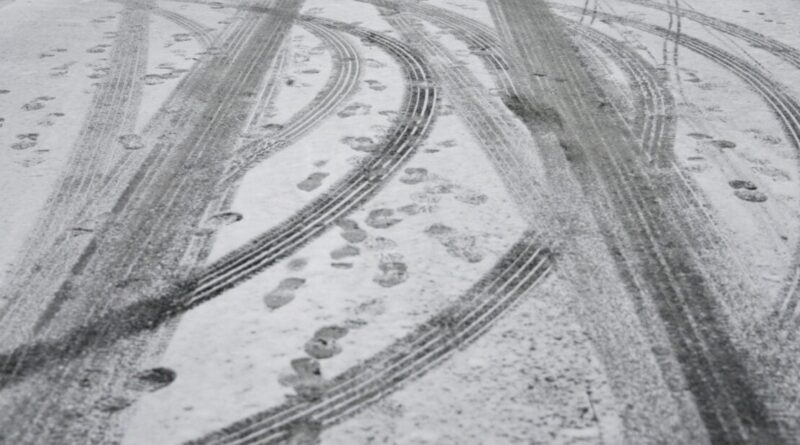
xmin=1 ymin=0 xmax=799 ymax=443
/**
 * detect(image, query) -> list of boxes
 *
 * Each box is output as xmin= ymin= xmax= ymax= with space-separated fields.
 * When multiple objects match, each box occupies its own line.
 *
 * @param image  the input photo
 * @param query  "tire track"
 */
xmin=569 ymin=23 xmax=676 ymax=167
xmin=0 ymin=0 xmax=152 ymax=325
xmin=554 ymin=3 xmax=800 ymax=329
xmin=618 ymin=0 xmax=800 ymax=70
xmin=0 ymin=16 xmax=434 ymax=391
xmin=186 ymin=232 xmax=553 ymax=445
xmin=0 ymin=1 xmax=274 ymax=344
xmin=215 ymin=19 xmax=362 ymax=208
xmin=182 ymin=19 xmax=363 ymax=266
xmin=401 ymin=2 xmax=675 ymax=165
xmin=154 ymin=7 xmax=215 ymax=49
xmin=360 ymin=2 xmax=704 ymax=441
xmin=182 ymin=16 xmax=436 ymax=311
xmin=488 ymin=0 xmax=788 ymax=441
xmin=0 ymin=2 xmax=306 ymax=443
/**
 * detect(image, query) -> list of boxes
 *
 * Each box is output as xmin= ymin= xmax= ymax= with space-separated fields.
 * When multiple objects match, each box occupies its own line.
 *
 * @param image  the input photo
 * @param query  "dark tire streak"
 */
xmin=0 ymin=2 xmax=305 ymax=443
xmin=405 ymin=2 xmax=675 ymax=166
xmin=0 ymin=17 xmax=434 ymax=391
xmin=488 ymin=0 xmax=787 ymax=442
xmin=186 ymin=233 xmax=552 ymax=445
xmin=180 ymin=18 xmax=437 ymax=310
xmin=0 ymin=0 xmax=152 ymax=332
xmin=557 ymin=4 xmax=800 ymax=330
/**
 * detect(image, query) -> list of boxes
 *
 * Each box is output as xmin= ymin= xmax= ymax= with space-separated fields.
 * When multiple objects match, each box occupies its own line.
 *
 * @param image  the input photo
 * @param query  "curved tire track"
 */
xmin=154 ymin=7 xmax=215 ymax=49
xmin=403 ymin=2 xmax=676 ymax=165
xmin=490 ymin=0 xmax=796 ymax=442
xmin=560 ymin=5 xmax=800 ymax=328
xmin=618 ymin=0 xmax=800 ymax=69
xmin=0 ymin=17 xmax=435 ymax=389
xmin=186 ymin=232 xmax=552 ymax=445
xmin=568 ymin=22 xmax=676 ymax=167
xmin=215 ymin=19 xmax=363 ymax=203
xmin=183 ymin=17 xmax=436 ymax=310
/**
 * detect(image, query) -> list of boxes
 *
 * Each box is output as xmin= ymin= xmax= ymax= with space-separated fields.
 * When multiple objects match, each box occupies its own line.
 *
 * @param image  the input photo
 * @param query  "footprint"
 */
xmin=314 ymin=325 xmax=349 ymax=340
xmin=118 ymin=133 xmax=144 ymax=150
xmin=13 ymin=134 xmax=39 ymax=150
xmin=126 ymin=367 xmax=177 ymax=392
xmin=0 ymin=117 xmax=5 ymax=128
xmin=286 ymin=419 xmax=323 ymax=443
xmin=21 ymin=97 xmax=54 ymax=111
xmin=287 ymin=258 xmax=308 ymax=271
xmin=366 ymin=208 xmax=402 ymax=229
xmin=263 ymin=277 xmax=306 ymax=310
xmin=330 ymin=245 xmax=360 ymax=260
xmin=338 ymin=219 xmax=367 ymax=243
xmin=331 ymin=262 xmax=353 ymax=269
xmin=397 ymin=203 xmax=422 ymax=215
xmin=279 ymin=357 xmax=325 ymax=400
xmin=734 ymin=189 xmax=768 ymax=203
xmin=353 ymin=298 xmax=386 ymax=317
xmin=304 ymin=337 xmax=341 ymax=359
xmin=728 ymin=179 xmax=757 ymax=190
xmin=365 ymin=58 xmax=386 ymax=68
xmin=711 ymin=139 xmax=736 ymax=149
xmin=455 ymin=190 xmax=488 ymax=206
xmin=365 ymin=79 xmax=386 ymax=91
xmin=341 ymin=135 xmax=376 ymax=153
xmin=172 ymin=33 xmax=192 ymax=42
xmin=0 ymin=89 xmax=10 ymax=94
xmin=399 ymin=167 xmax=429 ymax=185
xmin=337 ymin=102 xmax=371 ymax=118
xmin=425 ymin=223 xmax=484 ymax=263
xmin=304 ymin=325 xmax=348 ymax=360
xmin=38 ymin=112 xmax=65 ymax=126
xmin=373 ymin=261 xmax=408 ymax=287
xmin=11 ymin=140 xmax=37 ymax=150
xmin=363 ymin=236 xmax=397 ymax=251
xmin=687 ymin=132 xmax=712 ymax=140
xmin=297 ymin=172 xmax=329 ymax=192
xmin=752 ymin=165 xmax=790 ymax=181
xmin=86 ymin=45 xmax=107 ymax=54
xmin=206 ymin=211 xmax=243 ymax=227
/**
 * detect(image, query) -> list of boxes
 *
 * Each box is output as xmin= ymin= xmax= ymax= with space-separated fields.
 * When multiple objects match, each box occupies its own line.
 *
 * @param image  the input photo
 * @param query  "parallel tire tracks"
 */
xmin=568 ymin=22 xmax=676 ymax=166
xmin=0 ymin=17 xmax=434 ymax=390
xmin=181 ymin=16 xmax=436 ymax=311
xmin=187 ymin=232 xmax=552 ymax=445
xmin=401 ymin=2 xmax=675 ymax=165
xmin=489 ymin=0 xmax=792 ymax=442
xmin=154 ymin=7 xmax=215 ymax=49
xmin=0 ymin=2 xmax=309 ymax=443
xmin=618 ymin=0 xmax=800 ymax=69
xmin=560 ymin=5 xmax=800 ymax=328
xmin=0 ymin=0 xmax=152 ymax=331
xmin=215 ymin=19 xmax=362 ymax=204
